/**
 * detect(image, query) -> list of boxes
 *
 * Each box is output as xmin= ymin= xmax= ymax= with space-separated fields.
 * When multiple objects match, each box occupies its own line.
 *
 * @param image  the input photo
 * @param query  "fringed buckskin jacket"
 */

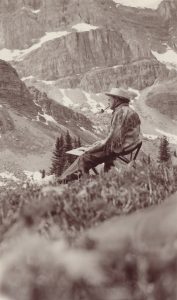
xmin=104 ymin=103 xmax=142 ymax=154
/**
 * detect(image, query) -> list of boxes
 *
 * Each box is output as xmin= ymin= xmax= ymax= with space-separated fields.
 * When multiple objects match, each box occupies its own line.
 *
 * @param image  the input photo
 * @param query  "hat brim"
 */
xmin=105 ymin=93 xmax=130 ymax=102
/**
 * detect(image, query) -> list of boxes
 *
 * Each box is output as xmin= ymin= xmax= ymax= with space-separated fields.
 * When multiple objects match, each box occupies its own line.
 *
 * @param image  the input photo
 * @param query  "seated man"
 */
xmin=60 ymin=87 xmax=142 ymax=180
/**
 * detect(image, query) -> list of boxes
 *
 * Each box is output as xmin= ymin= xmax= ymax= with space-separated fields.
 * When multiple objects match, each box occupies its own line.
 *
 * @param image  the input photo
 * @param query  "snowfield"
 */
xmin=152 ymin=47 xmax=177 ymax=70
xmin=83 ymin=92 xmax=105 ymax=113
xmin=113 ymin=0 xmax=163 ymax=9
xmin=0 ymin=31 xmax=70 ymax=61
xmin=72 ymin=23 xmax=99 ymax=32
xmin=60 ymin=89 xmax=73 ymax=107
xmin=0 ymin=23 xmax=99 ymax=62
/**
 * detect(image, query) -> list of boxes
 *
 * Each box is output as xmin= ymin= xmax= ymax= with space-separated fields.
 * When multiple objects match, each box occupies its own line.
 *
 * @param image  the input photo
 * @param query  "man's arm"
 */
xmin=85 ymin=140 xmax=105 ymax=154
xmin=85 ymin=110 xmax=123 ymax=154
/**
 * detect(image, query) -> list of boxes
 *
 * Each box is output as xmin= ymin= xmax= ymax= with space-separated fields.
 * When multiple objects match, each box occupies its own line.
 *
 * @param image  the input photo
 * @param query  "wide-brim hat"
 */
xmin=105 ymin=88 xmax=130 ymax=102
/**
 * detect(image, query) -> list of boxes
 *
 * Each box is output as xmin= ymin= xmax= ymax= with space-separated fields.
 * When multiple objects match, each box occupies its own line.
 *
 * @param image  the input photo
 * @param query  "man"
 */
xmin=60 ymin=87 xmax=142 ymax=180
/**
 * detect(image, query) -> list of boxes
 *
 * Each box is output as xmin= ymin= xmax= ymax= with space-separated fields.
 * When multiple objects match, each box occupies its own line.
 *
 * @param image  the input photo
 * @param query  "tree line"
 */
xmin=50 ymin=133 xmax=176 ymax=177
xmin=50 ymin=131 xmax=81 ymax=176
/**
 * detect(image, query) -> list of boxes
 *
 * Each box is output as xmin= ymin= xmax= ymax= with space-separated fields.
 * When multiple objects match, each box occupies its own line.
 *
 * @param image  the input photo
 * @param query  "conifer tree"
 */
xmin=73 ymin=136 xmax=81 ymax=149
xmin=77 ymin=136 xmax=81 ymax=148
xmin=63 ymin=130 xmax=73 ymax=167
xmin=158 ymin=135 xmax=171 ymax=163
xmin=50 ymin=135 xmax=65 ymax=176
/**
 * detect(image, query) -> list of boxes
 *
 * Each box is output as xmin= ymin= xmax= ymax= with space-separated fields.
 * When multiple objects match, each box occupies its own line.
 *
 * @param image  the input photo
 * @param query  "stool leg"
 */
xmin=104 ymin=160 xmax=115 ymax=172
xmin=92 ymin=167 xmax=99 ymax=175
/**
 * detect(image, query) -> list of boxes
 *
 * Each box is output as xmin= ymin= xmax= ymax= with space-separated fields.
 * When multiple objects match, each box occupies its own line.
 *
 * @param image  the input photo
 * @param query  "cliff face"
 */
xmin=0 ymin=0 xmax=173 ymax=93
xmin=29 ymin=86 xmax=93 ymax=131
xmin=0 ymin=59 xmax=37 ymax=117
xmin=158 ymin=0 xmax=177 ymax=20
xmin=79 ymin=59 xmax=169 ymax=92
xmin=16 ymin=28 xmax=132 ymax=81
xmin=0 ymin=59 xmax=97 ymax=174
xmin=15 ymin=26 xmax=169 ymax=92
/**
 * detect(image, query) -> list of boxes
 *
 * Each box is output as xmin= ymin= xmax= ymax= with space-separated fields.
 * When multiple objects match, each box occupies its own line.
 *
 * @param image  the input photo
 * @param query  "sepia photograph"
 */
xmin=0 ymin=0 xmax=177 ymax=299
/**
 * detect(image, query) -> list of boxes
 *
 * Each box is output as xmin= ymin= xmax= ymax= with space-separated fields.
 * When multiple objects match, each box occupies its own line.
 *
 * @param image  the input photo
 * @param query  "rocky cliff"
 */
xmin=0 ymin=59 xmax=38 ymax=117
xmin=29 ymin=86 xmax=94 ymax=131
xmin=0 ymin=0 xmax=173 ymax=93
xmin=0 ymin=60 xmax=97 ymax=174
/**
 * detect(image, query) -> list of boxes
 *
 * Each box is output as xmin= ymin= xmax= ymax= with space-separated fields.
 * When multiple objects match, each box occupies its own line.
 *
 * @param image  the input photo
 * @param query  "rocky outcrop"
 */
xmin=15 ymin=26 xmax=169 ymax=92
xmin=157 ymin=0 xmax=177 ymax=49
xmin=29 ymin=86 xmax=94 ymax=131
xmin=79 ymin=59 xmax=169 ymax=92
xmin=0 ymin=0 xmax=173 ymax=95
xmin=20 ymin=58 xmax=169 ymax=93
xmin=0 ymin=0 xmax=43 ymax=49
xmin=0 ymin=59 xmax=38 ymax=117
xmin=0 ymin=0 xmax=118 ymax=49
xmin=158 ymin=0 xmax=177 ymax=21
xmin=0 ymin=106 xmax=14 ymax=134
xmin=15 ymin=28 xmax=132 ymax=80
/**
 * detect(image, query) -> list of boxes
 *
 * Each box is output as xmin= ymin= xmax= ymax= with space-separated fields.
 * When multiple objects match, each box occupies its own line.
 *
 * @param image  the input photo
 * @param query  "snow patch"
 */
xmin=24 ymin=171 xmax=55 ymax=185
xmin=152 ymin=47 xmax=177 ymax=70
xmin=38 ymin=79 xmax=55 ymax=85
xmin=42 ymin=113 xmax=57 ymax=125
xmin=60 ymin=89 xmax=73 ymax=107
xmin=0 ymin=48 xmax=23 ymax=61
xmin=33 ymin=101 xmax=41 ymax=107
xmin=80 ymin=127 xmax=86 ymax=131
xmin=0 ymin=172 xmax=20 ymax=182
xmin=21 ymin=75 xmax=34 ymax=81
xmin=22 ymin=6 xmax=40 ymax=14
xmin=31 ymin=9 xmax=40 ymax=14
xmin=44 ymin=113 xmax=57 ymax=124
xmin=0 ymin=31 xmax=70 ymax=61
xmin=143 ymin=133 xmax=158 ymax=140
xmin=113 ymin=0 xmax=163 ymax=9
xmin=156 ymin=129 xmax=177 ymax=145
xmin=84 ymin=92 xmax=105 ymax=113
xmin=72 ymin=23 xmax=99 ymax=32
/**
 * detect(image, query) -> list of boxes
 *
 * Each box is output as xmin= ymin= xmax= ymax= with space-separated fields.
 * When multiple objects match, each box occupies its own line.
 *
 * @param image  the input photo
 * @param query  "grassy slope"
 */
xmin=0 ymin=162 xmax=177 ymax=300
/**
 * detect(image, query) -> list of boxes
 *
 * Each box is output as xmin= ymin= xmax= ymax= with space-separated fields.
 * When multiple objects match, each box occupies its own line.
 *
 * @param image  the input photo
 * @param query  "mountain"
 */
xmin=0 ymin=0 xmax=172 ymax=91
xmin=0 ymin=59 xmax=97 ymax=176
xmin=0 ymin=0 xmax=177 ymax=176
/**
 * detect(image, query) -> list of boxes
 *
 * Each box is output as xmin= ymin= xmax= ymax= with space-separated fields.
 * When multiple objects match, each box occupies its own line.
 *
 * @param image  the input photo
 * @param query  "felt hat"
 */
xmin=105 ymin=88 xmax=130 ymax=102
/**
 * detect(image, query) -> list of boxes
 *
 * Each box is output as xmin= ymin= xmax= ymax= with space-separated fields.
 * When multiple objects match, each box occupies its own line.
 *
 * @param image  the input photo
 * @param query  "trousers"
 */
xmin=59 ymin=150 xmax=117 ymax=180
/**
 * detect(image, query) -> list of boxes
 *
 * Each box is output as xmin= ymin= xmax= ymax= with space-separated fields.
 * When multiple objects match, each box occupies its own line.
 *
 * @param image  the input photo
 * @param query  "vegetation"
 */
xmin=0 ymin=161 xmax=177 ymax=236
xmin=0 ymin=160 xmax=177 ymax=300
xmin=158 ymin=135 xmax=171 ymax=163
xmin=50 ymin=132 xmax=81 ymax=176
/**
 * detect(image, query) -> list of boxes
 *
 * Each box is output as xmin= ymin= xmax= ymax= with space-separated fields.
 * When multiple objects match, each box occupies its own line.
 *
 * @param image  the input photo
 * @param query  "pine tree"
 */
xmin=158 ymin=135 xmax=171 ymax=163
xmin=73 ymin=136 xmax=81 ymax=149
xmin=69 ymin=136 xmax=82 ymax=164
xmin=50 ymin=135 xmax=65 ymax=176
xmin=77 ymin=136 xmax=81 ymax=148
xmin=63 ymin=130 xmax=73 ymax=168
